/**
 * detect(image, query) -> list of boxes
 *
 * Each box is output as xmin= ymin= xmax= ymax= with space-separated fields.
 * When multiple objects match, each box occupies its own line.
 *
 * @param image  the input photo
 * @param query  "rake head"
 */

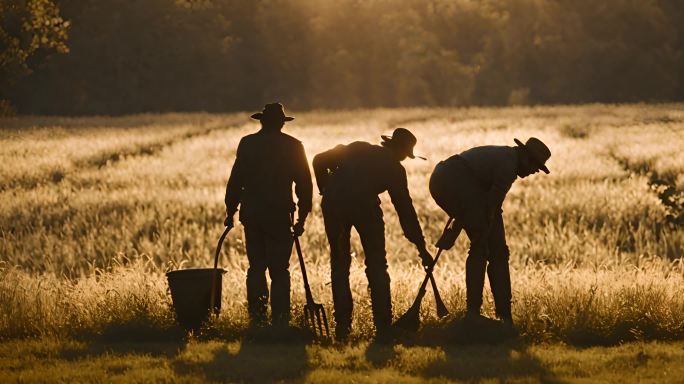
xmin=430 ymin=274 xmax=450 ymax=318
xmin=393 ymin=300 xmax=421 ymax=332
xmin=303 ymin=302 xmax=330 ymax=341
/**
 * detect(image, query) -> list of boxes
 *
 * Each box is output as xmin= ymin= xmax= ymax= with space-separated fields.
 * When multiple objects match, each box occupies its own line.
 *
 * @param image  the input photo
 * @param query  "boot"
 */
xmin=335 ymin=323 xmax=350 ymax=343
xmin=500 ymin=314 xmax=518 ymax=336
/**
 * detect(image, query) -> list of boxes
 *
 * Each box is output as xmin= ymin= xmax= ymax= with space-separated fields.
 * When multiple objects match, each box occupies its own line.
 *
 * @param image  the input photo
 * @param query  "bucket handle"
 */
xmin=214 ymin=226 xmax=231 ymax=270
xmin=210 ymin=226 xmax=231 ymax=313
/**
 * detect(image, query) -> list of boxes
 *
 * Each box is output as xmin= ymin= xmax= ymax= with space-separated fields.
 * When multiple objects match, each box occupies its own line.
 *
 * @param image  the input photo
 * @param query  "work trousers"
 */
xmin=322 ymin=198 xmax=392 ymax=338
xmin=429 ymin=160 xmax=512 ymax=319
xmin=244 ymin=224 xmax=293 ymax=327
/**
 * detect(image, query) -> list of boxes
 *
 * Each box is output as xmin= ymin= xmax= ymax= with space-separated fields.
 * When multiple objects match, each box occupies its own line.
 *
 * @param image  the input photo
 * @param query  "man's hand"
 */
xmin=418 ymin=245 xmax=433 ymax=269
xmin=435 ymin=226 xmax=459 ymax=250
xmin=224 ymin=215 xmax=234 ymax=229
xmin=293 ymin=220 xmax=305 ymax=237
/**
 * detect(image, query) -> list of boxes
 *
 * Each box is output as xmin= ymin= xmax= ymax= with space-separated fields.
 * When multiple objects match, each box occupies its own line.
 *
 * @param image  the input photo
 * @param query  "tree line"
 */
xmin=2 ymin=0 xmax=683 ymax=115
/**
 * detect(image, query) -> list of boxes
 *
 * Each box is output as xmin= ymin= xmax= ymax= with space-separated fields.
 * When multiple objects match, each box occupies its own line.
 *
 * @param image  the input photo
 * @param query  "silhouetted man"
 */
xmin=429 ymin=137 xmax=551 ymax=327
xmin=224 ymin=103 xmax=312 ymax=328
xmin=313 ymin=128 xmax=433 ymax=341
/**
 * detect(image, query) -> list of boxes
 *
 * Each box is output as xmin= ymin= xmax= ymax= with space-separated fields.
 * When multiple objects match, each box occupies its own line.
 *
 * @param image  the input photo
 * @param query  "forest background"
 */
xmin=2 ymin=0 xmax=684 ymax=116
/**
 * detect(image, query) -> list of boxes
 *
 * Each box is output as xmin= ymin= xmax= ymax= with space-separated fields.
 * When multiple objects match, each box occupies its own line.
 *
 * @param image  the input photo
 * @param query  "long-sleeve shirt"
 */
xmin=455 ymin=145 xmax=518 ymax=212
xmin=225 ymin=129 xmax=312 ymax=230
xmin=312 ymin=141 xmax=425 ymax=246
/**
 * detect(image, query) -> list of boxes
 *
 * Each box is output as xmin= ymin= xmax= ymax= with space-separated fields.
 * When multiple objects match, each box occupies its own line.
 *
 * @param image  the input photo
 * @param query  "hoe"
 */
xmin=293 ymin=233 xmax=330 ymax=341
xmin=395 ymin=217 xmax=461 ymax=332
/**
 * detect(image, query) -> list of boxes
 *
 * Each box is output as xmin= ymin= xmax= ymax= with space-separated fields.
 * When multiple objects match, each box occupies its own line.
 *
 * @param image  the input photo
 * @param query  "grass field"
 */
xmin=3 ymin=338 xmax=684 ymax=383
xmin=1 ymin=104 xmax=684 ymax=382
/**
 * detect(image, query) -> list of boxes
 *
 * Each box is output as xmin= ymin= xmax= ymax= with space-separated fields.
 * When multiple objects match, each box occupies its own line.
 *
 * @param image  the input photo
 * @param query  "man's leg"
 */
xmin=429 ymin=161 xmax=464 ymax=249
xmin=355 ymin=206 xmax=392 ymax=335
xmin=431 ymin=161 xmax=489 ymax=316
xmin=244 ymin=225 xmax=269 ymax=327
xmin=485 ymin=212 xmax=512 ymax=322
xmin=323 ymin=202 xmax=354 ymax=340
xmin=266 ymin=229 xmax=294 ymax=327
xmin=461 ymin=201 xmax=490 ymax=317
xmin=464 ymin=227 xmax=488 ymax=316
xmin=429 ymin=160 xmax=461 ymax=218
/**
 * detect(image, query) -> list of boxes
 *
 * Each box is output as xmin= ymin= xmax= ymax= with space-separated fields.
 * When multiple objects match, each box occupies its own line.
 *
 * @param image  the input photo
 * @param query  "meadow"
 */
xmin=1 ymin=104 xmax=683 ymax=382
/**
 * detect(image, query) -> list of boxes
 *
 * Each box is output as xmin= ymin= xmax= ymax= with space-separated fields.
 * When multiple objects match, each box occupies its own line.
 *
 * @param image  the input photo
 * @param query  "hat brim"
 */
xmin=250 ymin=112 xmax=294 ymax=121
xmin=514 ymin=138 xmax=550 ymax=174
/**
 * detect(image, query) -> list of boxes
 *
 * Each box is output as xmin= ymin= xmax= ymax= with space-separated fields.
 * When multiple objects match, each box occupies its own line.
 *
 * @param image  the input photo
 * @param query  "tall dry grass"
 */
xmin=1 ymin=104 xmax=683 ymax=344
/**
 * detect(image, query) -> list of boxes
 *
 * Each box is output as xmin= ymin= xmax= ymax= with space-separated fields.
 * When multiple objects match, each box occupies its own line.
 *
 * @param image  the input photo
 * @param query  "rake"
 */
xmin=293 ymin=233 xmax=330 ymax=341
xmin=394 ymin=217 xmax=461 ymax=332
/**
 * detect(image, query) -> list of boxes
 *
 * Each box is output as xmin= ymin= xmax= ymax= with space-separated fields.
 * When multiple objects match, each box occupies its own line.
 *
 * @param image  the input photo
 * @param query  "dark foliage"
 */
xmin=3 ymin=0 xmax=684 ymax=115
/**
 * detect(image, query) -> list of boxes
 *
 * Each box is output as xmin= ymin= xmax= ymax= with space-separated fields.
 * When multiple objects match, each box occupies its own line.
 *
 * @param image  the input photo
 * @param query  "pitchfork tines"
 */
xmin=294 ymin=234 xmax=330 ymax=341
xmin=303 ymin=301 xmax=330 ymax=340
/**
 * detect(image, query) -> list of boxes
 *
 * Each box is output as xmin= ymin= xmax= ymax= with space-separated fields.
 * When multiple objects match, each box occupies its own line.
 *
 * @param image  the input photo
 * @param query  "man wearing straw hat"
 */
xmin=429 ymin=137 xmax=551 ymax=327
xmin=224 ymin=103 xmax=313 ymax=328
xmin=313 ymin=128 xmax=433 ymax=341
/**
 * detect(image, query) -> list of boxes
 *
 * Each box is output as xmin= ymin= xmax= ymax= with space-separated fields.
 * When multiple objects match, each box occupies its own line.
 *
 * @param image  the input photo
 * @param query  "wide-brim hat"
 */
xmin=514 ymin=137 xmax=551 ymax=174
xmin=251 ymin=102 xmax=294 ymax=122
xmin=381 ymin=127 xmax=421 ymax=159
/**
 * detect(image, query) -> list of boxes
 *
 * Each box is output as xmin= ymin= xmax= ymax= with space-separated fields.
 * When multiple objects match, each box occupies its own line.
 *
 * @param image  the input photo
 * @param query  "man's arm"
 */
xmin=312 ymin=144 xmax=345 ymax=195
xmin=224 ymin=138 xmax=247 ymax=223
xmin=387 ymin=164 xmax=425 ymax=247
xmin=388 ymin=164 xmax=432 ymax=266
xmin=487 ymin=183 xmax=510 ymax=215
xmin=486 ymin=164 xmax=516 ymax=220
xmin=293 ymin=141 xmax=313 ymax=223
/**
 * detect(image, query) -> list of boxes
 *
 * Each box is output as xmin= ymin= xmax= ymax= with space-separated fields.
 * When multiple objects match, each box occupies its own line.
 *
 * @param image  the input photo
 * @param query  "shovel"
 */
xmin=394 ymin=217 xmax=461 ymax=332
xmin=293 ymin=232 xmax=330 ymax=340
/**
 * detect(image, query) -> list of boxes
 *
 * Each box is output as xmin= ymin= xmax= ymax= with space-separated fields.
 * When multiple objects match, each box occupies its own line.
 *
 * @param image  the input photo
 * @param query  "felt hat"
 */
xmin=381 ymin=128 xmax=420 ymax=159
xmin=514 ymin=137 xmax=551 ymax=174
xmin=251 ymin=103 xmax=294 ymax=122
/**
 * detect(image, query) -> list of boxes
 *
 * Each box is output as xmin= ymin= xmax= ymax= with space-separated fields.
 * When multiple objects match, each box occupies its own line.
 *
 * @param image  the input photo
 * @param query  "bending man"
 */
xmin=224 ymin=103 xmax=312 ymax=328
xmin=430 ymin=137 xmax=551 ymax=326
xmin=313 ymin=128 xmax=432 ymax=341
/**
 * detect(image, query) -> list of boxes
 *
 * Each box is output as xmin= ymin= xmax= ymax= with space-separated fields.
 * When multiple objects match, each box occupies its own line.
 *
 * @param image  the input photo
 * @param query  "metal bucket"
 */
xmin=166 ymin=268 xmax=226 ymax=331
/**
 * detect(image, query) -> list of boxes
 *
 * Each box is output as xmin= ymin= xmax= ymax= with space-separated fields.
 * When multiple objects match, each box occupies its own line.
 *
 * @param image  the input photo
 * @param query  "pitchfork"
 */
xmin=293 ymin=231 xmax=330 ymax=341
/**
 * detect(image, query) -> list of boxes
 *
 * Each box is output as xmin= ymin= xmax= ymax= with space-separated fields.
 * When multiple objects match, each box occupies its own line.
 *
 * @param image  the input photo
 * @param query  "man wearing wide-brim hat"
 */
xmin=224 ymin=102 xmax=312 ymax=328
xmin=429 ymin=137 xmax=551 ymax=327
xmin=313 ymin=128 xmax=433 ymax=342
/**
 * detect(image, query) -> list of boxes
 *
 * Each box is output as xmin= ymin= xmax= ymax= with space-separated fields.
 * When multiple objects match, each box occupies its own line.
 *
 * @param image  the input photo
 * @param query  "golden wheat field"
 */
xmin=1 ymin=104 xmax=684 ymax=382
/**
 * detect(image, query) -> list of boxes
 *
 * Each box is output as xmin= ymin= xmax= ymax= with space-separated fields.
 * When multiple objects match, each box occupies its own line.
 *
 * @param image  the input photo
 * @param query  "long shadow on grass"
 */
xmin=60 ymin=321 xmax=187 ymax=360
xmin=408 ymin=315 xmax=561 ymax=383
xmin=173 ymin=326 xmax=310 ymax=383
